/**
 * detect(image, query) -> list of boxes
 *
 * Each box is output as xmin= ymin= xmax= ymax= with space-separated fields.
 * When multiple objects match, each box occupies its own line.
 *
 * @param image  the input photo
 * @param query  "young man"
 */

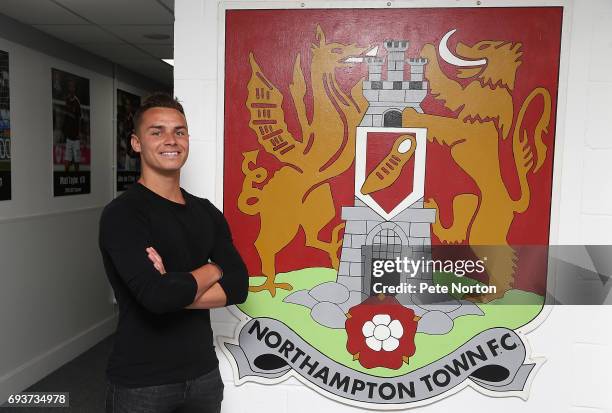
xmin=99 ymin=93 xmax=248 ymax=413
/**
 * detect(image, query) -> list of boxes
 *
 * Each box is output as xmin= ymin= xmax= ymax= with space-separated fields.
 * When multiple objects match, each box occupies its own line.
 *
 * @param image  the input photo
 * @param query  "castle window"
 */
xmin=409 ymin=81 xmax=423 ymax=90
xmin=383 ymin=110 xmax=402 ymax=127
xmin=371 ymin=81 xmax=382 ymax=90
xmin=393 ymin=81 xmax=403 ymax=90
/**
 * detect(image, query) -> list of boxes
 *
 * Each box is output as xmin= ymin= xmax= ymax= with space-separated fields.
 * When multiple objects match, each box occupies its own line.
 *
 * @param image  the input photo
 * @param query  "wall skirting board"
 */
xmin=0 ymin=313 xmax=117 ymax=403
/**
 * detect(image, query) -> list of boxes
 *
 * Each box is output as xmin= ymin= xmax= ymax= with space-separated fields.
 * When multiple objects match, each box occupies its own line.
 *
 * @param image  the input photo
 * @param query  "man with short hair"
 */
xmin=99 ymin=93 xmax=248 ymax=413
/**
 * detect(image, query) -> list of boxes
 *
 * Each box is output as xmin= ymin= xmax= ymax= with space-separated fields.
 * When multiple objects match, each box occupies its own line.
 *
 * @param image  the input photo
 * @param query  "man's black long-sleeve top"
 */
xmin=99 ymin=182 xmax=248 ymax=387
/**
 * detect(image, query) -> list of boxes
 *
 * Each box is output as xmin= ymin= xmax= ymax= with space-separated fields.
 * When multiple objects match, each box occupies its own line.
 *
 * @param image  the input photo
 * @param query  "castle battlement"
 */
xmin=365 ymin=56 xmax=384 ymax=64
xmin=383 ymin=40 xmax=409 ymax=52
xmin=408 ymin=57 xmax=428 ymax=64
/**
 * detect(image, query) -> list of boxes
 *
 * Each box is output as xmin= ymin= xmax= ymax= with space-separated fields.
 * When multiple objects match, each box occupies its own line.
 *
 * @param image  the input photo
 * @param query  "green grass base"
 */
xmin=238 ymin=268 xmax=543 ymax=378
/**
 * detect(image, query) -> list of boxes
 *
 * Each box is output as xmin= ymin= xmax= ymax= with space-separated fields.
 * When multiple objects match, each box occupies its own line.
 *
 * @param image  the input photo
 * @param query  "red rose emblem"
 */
xmin=345 ymin=295 xmax=418 ymax=370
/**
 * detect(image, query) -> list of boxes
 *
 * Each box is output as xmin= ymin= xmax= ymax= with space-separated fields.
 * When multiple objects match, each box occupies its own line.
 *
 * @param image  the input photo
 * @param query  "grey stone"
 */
xmin=420 ymin=269 xmax=433 ymax=280
xmin=340 ymin=247 xmax=361 ymax=263
xmin=309 ymin=281 xmax=350 ymax=304
xmin=338 ymin=290 xmax=368 ymax=313
xmin=284 ymin=289 xmax=318 ymax=309
xmin=341 ymin=207 xmax=384 ymax=221
xmin=417 ymin=310 xmax=453 ymax=334
xmin=345 ymin=220 xmax=367 ymax=234
xmin=396 ymin=291 xmax=415 ymax=306
xmin=363 ymin=89 xmax=380 ymax=102
xmin=372 ymin=115 xmax=383 ymax=127
xmin=447 ymin=300 xmax=485 ymax=319
xmin=342 ymin=235 xmax=351 ymax=248
xmin=411 ymin=222 xmax=431 ymax=238
xmin=311 ymin=302 xmax=347 ymax=329
xmin=396 ymin=277 xmax=422 ymax=290
xmin=366 ymin=106 xmax=387 ymax=115
xmin=379 ymin=89 xmax=405 ymax=103
xmin=405 ymin=90 xmax=428 ymax=104
xmin=409 ymin=237 xmax=424 ymax=247
xmin=359 ymin=115 xmax=373 ymax=127
xmin=411 ymin=74 xmax=424 ymax=82
xmin=369 ymin=101 xmax=406 ymax=107
xmin=409 ymin=200 xmax=424 ymax=208
xmin=337 ymin=275 xmax=362 ymax=292
xmin=395 ymin=208 xmax=436 ymax=223
xmin=367 ymin=220 xmax=382 ymax=233
xmin=351 ymin=234 xmax=366 ymax=248
xmin=412 ymin=289 xmax=461 ymax=313
xmin=396 ymin=223 xmax=411 ymax=240
xmin=338 ymin=261 xmax=350 ymax=276
xmin=349 ymin=262 xmax=362 ymax=277
xmin=387 ymin=71 xmax=404 ymax=81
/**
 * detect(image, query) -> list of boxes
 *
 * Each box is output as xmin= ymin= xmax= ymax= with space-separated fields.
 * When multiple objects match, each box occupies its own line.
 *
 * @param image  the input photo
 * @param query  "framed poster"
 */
xmin=0 ymin=50 xmax=10 ymax=201
xmin=52 ymin=68 xmax=91 ymax=196
xmin=116 ymin=89 xmax=141 ymax=191
xmin=220 ymin=5 xmax=564 ymax=408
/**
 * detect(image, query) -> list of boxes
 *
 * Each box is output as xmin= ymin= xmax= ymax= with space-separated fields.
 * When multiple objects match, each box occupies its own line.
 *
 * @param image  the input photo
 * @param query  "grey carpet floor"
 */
xmin=1 ymin=335 xmax=113 ymax=412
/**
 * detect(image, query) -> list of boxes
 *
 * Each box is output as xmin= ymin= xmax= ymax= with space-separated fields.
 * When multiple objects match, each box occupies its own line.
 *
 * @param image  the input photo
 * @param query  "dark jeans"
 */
xmin=105 ymin=367 xmax=224 ymax=413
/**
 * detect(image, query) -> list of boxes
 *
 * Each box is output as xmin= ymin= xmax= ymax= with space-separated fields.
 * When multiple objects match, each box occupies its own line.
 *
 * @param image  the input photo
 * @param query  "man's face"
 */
xmin=131 ymin=107 xmax=189 ymax=175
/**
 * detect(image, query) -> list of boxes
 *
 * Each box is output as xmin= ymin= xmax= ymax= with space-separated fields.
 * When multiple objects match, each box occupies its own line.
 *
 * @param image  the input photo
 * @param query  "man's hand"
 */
xmin=146 ymin=247 xmax=166 ymax=275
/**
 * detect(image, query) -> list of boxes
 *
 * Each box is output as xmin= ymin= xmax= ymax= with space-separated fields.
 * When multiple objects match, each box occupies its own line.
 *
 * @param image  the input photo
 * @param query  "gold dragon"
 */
xmin=403 ymin=31 xmax=552 ymax=301
xmin=239 ymin=26 xmax=369 ymax=296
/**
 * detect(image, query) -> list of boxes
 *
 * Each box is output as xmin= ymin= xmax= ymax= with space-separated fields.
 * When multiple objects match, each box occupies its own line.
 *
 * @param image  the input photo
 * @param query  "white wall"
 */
xmin=0 ymin=15 xmax=161 ymax=402
xmin=175 ymin=0 xmax=612 ymax=412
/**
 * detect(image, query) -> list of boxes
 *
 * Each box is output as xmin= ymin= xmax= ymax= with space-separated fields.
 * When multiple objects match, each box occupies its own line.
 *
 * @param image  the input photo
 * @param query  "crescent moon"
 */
xmin=438 ymin=29 xmax=487 ymax=67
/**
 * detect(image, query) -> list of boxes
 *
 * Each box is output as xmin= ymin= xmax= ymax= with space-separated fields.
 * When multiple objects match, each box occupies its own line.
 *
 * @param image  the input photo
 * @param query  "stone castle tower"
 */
xmin=336 ymin=40 xmax=436 ymax=306
xmin=360 ymin=40 xmax=428 ymax=128
xmin=284 ymin=41 xmax=476 ymax=330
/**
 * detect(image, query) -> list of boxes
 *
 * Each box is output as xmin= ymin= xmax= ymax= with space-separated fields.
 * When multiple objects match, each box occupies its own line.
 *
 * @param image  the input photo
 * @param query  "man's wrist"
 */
xmin=210 ymin=262 xmax=223 ymax=280
xmin=191 ymin=263 xmax=222 ymax=296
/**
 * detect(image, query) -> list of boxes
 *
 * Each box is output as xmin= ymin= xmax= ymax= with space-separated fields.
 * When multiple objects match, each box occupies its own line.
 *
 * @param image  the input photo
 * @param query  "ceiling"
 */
xmin=0 ymin=0 xmax=174 ymax=86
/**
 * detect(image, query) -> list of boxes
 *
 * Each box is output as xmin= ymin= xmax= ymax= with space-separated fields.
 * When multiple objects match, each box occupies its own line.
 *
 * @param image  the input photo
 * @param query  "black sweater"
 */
xmin=99 ymin=183 xmax=248 ymax=387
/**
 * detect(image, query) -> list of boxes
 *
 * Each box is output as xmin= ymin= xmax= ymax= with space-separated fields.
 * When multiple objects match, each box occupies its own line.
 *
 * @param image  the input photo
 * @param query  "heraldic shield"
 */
xmin=355 ymin=127 xmax=427 ymax=221
xmin=220 ymin=6 xmax=561 ymax=409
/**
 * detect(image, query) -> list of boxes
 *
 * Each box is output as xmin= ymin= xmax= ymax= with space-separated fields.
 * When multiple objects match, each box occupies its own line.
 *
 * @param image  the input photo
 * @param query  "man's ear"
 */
xmin=131 ymin=134 xmax=141 ymax=153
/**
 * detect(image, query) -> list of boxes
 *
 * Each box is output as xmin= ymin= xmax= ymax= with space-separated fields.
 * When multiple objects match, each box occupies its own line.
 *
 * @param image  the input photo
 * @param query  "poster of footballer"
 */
xmin=52 ymin=68 xmax=91 ymax=197
xmin=221 ymin=6 xmax=563 ymax=409
xmin=0 ymin=50 xmax=10 ymax=201
xmin=116 ymin=89 xmax=141 ymax=192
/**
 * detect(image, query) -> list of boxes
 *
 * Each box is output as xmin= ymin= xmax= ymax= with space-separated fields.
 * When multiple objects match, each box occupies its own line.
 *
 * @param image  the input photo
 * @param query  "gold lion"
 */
xmin=403 ymin=31 xmax=552 ymax=302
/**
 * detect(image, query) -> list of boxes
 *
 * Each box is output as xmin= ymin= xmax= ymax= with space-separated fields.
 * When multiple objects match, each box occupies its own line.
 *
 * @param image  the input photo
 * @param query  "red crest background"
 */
xmin=223 ymin=7 xmax=563 ymax=293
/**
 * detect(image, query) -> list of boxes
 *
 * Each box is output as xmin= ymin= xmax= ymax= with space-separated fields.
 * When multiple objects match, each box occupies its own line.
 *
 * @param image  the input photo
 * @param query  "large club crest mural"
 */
xmin=221 ymin=7 xmax=562 ymax=408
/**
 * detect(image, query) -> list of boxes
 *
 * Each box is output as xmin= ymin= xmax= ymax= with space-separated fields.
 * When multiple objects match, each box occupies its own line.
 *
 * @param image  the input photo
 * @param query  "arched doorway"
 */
xmin=383 ymin=110 xmax=402 ymax=127
xmin=369 ymin=227 xmax=404 ymax=296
